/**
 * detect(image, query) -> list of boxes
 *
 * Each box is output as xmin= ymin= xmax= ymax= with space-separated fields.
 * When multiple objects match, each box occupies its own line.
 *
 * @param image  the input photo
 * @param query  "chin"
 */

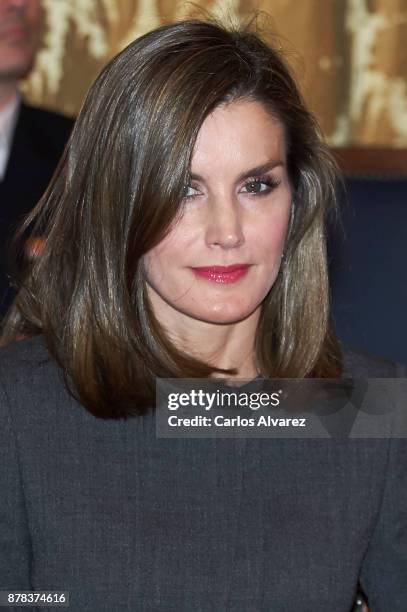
xmin=190 ymin=303 xmax=257 ymax=325
xmin=0 ymin=58 xmax=34 ymax=80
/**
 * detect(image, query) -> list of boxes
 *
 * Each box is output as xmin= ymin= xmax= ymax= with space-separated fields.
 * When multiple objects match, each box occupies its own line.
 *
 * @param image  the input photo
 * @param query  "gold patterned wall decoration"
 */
xmin=22 ymin=0 xmax=407 ymax=147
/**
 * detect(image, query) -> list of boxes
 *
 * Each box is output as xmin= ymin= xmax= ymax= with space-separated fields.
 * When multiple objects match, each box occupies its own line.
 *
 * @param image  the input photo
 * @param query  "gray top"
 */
xmin=0 ymin=336 xmax=406 ymax=611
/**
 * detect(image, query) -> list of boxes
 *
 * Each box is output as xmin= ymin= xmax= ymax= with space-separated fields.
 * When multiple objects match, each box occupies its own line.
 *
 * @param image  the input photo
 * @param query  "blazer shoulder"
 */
xmin=0 ymin=335 xmax=57 ymax=392
xmin=0 ymin=336 xmax=75 ymax=428
xmin=340 ymin=343 xmax=407 ymax=377
xmin=0 ymin=334 xmax=50 ymax=367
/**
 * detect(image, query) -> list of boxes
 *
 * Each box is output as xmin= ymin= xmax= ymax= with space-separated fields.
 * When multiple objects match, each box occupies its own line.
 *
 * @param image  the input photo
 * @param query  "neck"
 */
xmin=150 ymin=298 xmax=261 ymax=379
xmin=0 ymin=82 xmax=18 ymax=112
xmin=177 ymin=320 xmax=259 ymax=378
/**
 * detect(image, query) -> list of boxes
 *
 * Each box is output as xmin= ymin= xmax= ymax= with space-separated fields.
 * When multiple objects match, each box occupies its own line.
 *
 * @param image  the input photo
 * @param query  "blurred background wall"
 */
xmin=22 ymin=0 xmax=407 ymax=147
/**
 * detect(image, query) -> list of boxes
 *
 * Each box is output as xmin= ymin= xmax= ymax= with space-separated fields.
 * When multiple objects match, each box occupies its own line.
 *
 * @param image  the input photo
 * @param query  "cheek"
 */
xmin=28 ymin=4 xmax=43 ymax=35
xmin=30 ymin=0 xmax=42 ymax=17
xmin=252 ymin=208 xmax=291 ymax=261
xmin=143 ymin=245 xmax=168 ymax=284
xmin=143 ymin=226 xmax=192 ymax=280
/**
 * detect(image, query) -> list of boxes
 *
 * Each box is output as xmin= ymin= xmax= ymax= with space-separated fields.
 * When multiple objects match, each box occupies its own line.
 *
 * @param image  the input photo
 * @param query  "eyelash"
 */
xmin=183 ymin=175 xmax=281 ymax=200
xmin=241 ymin=175 xmax=281 ymax=196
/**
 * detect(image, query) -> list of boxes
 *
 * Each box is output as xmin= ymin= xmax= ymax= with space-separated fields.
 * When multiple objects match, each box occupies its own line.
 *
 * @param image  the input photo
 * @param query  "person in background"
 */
xmin=0 ymin=0 xmax=73 ymax=313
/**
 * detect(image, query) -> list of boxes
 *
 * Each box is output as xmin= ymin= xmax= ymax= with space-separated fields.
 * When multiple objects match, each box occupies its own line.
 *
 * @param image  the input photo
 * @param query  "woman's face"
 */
xmin=143 ymin=99 xmax=292 ymax=327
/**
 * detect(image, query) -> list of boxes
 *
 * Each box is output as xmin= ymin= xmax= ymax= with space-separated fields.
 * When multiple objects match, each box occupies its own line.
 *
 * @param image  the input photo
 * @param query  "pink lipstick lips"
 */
xmin=191 ymin=264 xmax=251 ymax=284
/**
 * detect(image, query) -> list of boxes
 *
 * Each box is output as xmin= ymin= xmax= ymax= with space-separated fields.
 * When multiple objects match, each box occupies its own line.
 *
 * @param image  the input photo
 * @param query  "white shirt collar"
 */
xmin=0 ymin=93 xmax=20 ymax=144
xmin=0 ymin=92 xmax=21 ymax=180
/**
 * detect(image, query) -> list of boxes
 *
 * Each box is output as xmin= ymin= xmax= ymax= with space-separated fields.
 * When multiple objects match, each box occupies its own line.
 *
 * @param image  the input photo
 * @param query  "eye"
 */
xmin=241 ymin=176 xmax=281 ymax=196
xmin=182 ymin=184 xmax=201 ymax=199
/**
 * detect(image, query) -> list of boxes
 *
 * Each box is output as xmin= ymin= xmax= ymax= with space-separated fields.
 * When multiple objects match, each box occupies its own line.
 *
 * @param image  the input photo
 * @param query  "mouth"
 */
xmin=0 ymin=24 xmax=27 ymax=43
xmin=190 ymin=264 xmax=251 ymax=284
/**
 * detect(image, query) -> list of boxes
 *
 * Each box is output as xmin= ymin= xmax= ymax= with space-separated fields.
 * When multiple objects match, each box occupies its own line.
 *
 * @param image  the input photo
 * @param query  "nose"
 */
xmin=2 ymin=0 xmax=28 ymax=11
xmin=205 ymin=196 xmax=245 ymax=250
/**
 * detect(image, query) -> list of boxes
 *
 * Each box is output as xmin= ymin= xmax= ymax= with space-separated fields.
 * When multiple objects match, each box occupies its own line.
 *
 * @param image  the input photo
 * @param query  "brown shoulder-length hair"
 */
xmin=2 ymin=17 xmax=343 ymax=418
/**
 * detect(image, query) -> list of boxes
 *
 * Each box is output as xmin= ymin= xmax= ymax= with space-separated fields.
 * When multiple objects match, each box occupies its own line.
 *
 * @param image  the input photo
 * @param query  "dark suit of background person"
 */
xmin=0 ymin=100 xmax=73 ymax=312
xmin=0 ymin=335 xmax=406 ymax=611
xmin=0 ymin=0 xmax=74 ymax=314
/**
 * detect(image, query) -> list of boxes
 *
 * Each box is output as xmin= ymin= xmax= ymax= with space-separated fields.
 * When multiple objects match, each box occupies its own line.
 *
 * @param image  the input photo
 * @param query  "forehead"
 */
xmin=191 ymin=100 xmax=286 ymax=172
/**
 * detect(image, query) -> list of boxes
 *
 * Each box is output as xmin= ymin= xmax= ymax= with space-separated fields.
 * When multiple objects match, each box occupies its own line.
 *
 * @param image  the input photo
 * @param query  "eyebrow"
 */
xmin=189 ymin=160 xmax=285 ymax=184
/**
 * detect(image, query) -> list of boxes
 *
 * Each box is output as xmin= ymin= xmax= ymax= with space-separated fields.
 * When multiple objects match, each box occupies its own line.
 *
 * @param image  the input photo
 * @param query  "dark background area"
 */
xmin=329 ymin=149 xmax=407 ymax=366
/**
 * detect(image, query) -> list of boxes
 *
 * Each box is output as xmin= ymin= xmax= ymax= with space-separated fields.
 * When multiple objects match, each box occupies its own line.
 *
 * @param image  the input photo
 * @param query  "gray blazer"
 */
xmin=1 ymin=336 xmax=406 ymax=611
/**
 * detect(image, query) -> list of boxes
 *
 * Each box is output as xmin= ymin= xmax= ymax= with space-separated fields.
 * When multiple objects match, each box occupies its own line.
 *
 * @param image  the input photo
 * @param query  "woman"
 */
xmin=0 ymin=18 xmax=406 ymax=611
